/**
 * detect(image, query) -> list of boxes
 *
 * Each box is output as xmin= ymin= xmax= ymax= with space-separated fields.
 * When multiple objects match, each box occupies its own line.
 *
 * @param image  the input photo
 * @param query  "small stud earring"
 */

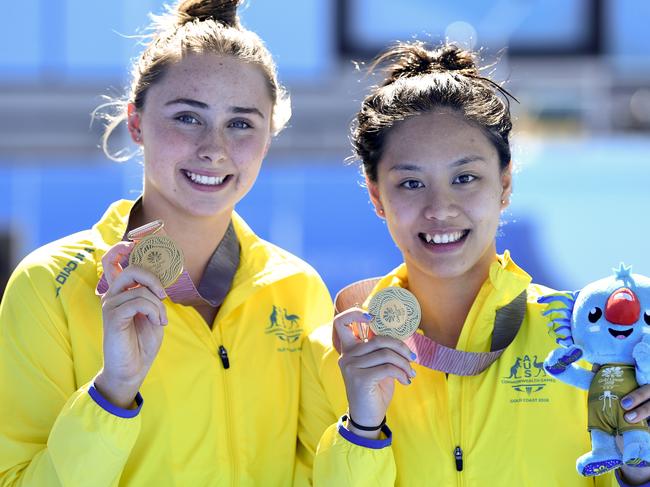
xmin=378 ymin=208 xmax=384 ymax=216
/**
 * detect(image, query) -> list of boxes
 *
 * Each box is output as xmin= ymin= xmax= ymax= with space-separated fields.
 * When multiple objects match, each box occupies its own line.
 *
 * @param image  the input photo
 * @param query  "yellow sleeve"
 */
xmin=314 ymin=423 xmax=396 ymax=487
xmin=295 ymin=329 xmax=338 ymax=486
xmin=296 ymin=326 xmax=396 ymax=486
xmin=0 ymin=262 xmax=140 ymax=486
xmin=301 ymin=275 xmax=334 ymax=336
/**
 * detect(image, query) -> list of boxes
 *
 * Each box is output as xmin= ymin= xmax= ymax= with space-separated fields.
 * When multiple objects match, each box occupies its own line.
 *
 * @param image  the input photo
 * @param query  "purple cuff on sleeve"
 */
xmin=88 ymin=383 xmax=143 ymax=419
xmin=616 ymin=469 xmax=650 ymax=487
xmin=337 ymin=415 xmax=392 ymax=449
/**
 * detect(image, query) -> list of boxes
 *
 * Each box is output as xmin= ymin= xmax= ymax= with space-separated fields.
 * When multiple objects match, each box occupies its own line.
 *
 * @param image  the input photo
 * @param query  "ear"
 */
xmin=127 ymin=103 xmax=143 ymax=145
xmin=365 ymin=174 xmax=385 ymax=219
xmin=500 ymin=162 xmax=513 ymax=209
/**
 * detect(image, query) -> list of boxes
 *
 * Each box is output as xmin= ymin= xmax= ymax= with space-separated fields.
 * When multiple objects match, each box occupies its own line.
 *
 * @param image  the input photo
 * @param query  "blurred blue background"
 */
xmin=1 ymin=0 xmax=649 ymax=298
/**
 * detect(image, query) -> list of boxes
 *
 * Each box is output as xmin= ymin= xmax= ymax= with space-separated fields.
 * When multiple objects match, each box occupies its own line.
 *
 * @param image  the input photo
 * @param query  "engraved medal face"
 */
xmin=128 ymin=234 xmax=184 ymax=288
xmin=368 ymin=287 xmax=421 ymax=340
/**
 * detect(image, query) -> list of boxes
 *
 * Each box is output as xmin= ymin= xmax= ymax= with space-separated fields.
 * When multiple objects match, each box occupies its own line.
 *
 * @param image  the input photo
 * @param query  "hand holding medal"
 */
xmin=333 ymin=287 xmax=419 ymax=439
xmin=95 ymin=220 xmax=178 ymax=409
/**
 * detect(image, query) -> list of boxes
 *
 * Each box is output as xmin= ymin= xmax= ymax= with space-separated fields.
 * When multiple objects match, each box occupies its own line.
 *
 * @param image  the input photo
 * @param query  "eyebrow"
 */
xmin=389 ymin=156 xmax=486 ymax=172
xmin=231 ymin=106 xmax=265 ymax=119
xmin=164 ymin=98 xmax=265 ymax=119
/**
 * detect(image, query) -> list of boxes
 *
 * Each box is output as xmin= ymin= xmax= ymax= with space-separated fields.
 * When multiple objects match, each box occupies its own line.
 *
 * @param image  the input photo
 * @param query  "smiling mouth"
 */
xmin=182 ymin=170 xmax=232 ymax=186
xmin=419 ymin=230 xmax=470 ymax=245
xmin=608 ymin=328 xmax=633 ymax=339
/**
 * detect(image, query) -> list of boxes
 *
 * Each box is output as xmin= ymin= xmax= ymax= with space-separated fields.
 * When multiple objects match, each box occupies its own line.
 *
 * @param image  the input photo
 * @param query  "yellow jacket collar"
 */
xmin=363 ymin=251 xmax=531 ymax=307
xmin=361 ymin=251 xmax=532 ymax=353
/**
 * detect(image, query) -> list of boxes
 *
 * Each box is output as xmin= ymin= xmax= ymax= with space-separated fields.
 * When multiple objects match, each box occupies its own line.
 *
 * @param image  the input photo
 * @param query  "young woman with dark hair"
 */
xmin=298 ymin=42 xmax=650 ymax=486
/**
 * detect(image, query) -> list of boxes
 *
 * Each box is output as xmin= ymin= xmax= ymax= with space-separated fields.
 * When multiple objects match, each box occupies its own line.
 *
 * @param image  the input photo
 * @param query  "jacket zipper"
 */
xmin=457 ymin=375 xmax=466 ymax=485
xmin=214 ymin=328 xmax=236 ymax=486
xmin=219 ymin=345 xmax=230 ymax=369
xmin=447 ymin=373 xmax=465 ymax=486
xmin=454 ymin=446 xmax=463 ymax=471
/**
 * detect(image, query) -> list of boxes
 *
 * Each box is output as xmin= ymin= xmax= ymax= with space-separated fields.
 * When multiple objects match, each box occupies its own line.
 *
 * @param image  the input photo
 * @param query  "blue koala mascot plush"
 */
xmin=540 ymin=264 xmax=650 ymax=477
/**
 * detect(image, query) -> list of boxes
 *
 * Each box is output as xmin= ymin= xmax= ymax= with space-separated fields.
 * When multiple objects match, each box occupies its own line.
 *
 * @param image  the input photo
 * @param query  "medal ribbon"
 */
xmin=334 ymin=278 xmax=527 ymax=376
xmin=96 ymin=221 xmax=240 ymax=308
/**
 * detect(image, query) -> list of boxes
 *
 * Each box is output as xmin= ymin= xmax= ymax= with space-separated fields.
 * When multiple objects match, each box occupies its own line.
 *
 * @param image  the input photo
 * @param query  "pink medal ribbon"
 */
xmin=96 ymin=220 xmax=239 ymax=308
xmin=334 ymin=278 xmax=526 ymax=376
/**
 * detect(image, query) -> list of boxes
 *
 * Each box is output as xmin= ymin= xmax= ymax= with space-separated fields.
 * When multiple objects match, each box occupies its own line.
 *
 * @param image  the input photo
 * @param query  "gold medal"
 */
xmin=368 ymin=287 xmax=421 ymax=340
xmin=128 ymin=234 xmax=184 ymax=288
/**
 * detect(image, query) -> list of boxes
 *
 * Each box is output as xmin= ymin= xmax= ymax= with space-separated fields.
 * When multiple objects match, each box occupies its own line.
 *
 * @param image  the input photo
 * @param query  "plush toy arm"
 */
xmin=544 ymin=345 xmax=593 ymax=390
xmin=633 ymin=334 xmax=650 ymax=386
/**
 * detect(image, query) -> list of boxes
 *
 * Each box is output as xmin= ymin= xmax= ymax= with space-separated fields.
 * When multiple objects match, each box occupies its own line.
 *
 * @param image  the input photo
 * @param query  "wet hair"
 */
xmin=98 ymin=0 xmax=290 ymax=160
xmin=352 ymin=42 xmax=516 ymax=182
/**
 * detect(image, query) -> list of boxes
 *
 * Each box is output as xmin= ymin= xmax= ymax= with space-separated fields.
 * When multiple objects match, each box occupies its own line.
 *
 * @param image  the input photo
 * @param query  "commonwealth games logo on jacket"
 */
xmin=265 ymin=305 xmax=303 ymax=348
xmin=501 ymin=354 xmax=556 ymax=403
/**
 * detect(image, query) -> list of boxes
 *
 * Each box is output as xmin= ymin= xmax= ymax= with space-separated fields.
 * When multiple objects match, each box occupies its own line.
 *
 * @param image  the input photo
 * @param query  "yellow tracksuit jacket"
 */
xmin=0 ymin=199 xmax=333 ymax=486
xmin=298 ymin=253 xmax=620 ymax=486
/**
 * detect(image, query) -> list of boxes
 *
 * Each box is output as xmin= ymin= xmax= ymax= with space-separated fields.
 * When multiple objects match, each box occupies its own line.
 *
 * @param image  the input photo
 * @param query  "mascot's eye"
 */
xmin=588 ymin=307 xmax=603 ymax=323
xmin=645 ymin=311 xmax=650 ymax=325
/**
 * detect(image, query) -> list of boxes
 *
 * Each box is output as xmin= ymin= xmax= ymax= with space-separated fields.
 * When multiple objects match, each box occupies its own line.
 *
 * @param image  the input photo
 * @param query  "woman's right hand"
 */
xmin=95 ymin=242 xmax=168 ymax=409
xmin=334 ymin=308 xmax=416 ymax=438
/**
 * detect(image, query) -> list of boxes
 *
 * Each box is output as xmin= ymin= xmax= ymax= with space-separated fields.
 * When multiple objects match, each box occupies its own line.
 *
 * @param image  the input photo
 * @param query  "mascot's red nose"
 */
xmin=605 ymin=288 xmax=640 ymax=325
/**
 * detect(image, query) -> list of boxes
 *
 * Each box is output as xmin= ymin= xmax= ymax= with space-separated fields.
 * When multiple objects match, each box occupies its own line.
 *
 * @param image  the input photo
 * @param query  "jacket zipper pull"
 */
xmin=454 ymin=446 xmax=463 ymax=471
xmin=218 ymin=345 xmax=230 ymax=369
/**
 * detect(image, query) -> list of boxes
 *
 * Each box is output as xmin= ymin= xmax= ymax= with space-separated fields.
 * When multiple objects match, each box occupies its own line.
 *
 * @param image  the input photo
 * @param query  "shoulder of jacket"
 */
xmin=253 ymin=237 xmax=325 ymax=284
xmin=9 ymin=230 xmax=99 ymax=296
xmin=526 ymin=282 xmax=559 ymax=304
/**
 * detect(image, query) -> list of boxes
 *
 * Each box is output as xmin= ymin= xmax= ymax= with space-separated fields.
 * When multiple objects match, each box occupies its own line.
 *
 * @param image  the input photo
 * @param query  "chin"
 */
xmin=425 ymin=266 xmax=471 ymax=281
xmin=406 ymin=254 xmax=470 ymax=281
xmin=175 ymin=198 xmax=233 ymax=220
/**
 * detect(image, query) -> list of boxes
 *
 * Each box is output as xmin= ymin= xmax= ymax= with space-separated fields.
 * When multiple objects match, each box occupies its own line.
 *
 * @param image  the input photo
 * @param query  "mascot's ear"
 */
xmin=538 ymin=291 xmax=579 ymax=347
xmin=537 ymin=291 xmax=579 ymax=307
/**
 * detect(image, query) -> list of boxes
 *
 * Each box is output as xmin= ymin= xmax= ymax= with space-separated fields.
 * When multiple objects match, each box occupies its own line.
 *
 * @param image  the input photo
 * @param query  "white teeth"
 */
xmin=185 ymin=171 xmax=226 ymax=186
xmin=424 ymin=231 xmax=464 ymax=244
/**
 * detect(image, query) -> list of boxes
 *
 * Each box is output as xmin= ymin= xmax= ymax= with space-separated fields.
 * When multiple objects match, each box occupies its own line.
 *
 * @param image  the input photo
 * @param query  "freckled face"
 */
xmin=134 ymin=54 xmax=273 ymax=219
xmin=367 ymin=110 xmax=512 ymax=281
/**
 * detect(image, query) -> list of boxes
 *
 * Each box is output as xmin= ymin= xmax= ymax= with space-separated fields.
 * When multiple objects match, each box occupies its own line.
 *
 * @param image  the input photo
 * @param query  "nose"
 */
xmin=422 ymin=188 xmax=459 ymax=221
xmin=197 ymin=127 xmax=227 ymax=164
xmin=605 ymin=287 xmax=640 ymax=325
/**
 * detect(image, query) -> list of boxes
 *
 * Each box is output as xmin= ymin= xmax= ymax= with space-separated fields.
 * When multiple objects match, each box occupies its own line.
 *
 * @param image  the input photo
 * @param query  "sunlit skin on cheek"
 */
xmin=367 ymin=110 xmax=512 ymax=282
xmin=131 ymin=53 xmax=273 ymax=220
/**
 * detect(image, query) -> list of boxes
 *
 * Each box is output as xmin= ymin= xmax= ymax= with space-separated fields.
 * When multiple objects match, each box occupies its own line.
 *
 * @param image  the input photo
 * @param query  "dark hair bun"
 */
xmin=433 ymin=44 xmax=477 ymax=73
xmin=377 ymin=42 xmax=479 ymax=86
xmin=176 ymin=0 xmax=242 ymax=28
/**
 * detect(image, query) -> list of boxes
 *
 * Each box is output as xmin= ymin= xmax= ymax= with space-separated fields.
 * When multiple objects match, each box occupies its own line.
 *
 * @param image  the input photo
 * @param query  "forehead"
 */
xmin=145 ymin=53 xmax=272 ymax=109
xmin=380 ymin=110 xmax=499 ymax=168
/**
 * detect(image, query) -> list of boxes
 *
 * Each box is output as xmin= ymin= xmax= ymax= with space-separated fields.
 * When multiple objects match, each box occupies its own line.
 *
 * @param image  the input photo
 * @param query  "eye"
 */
xmin=644 ymin=311 xmax=650 ymax=325
xmin=176 ymin=114 xmax=200 ymax=125
xmin=229 ymin=119 xmax=252 ymax=129
xmin=400 ymin=179 xmax=424 ymax=190
xmin=453 ymin=174 xmax=477 ymax=184
xmin=588 ymin=307 xmax=602 ymax=323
